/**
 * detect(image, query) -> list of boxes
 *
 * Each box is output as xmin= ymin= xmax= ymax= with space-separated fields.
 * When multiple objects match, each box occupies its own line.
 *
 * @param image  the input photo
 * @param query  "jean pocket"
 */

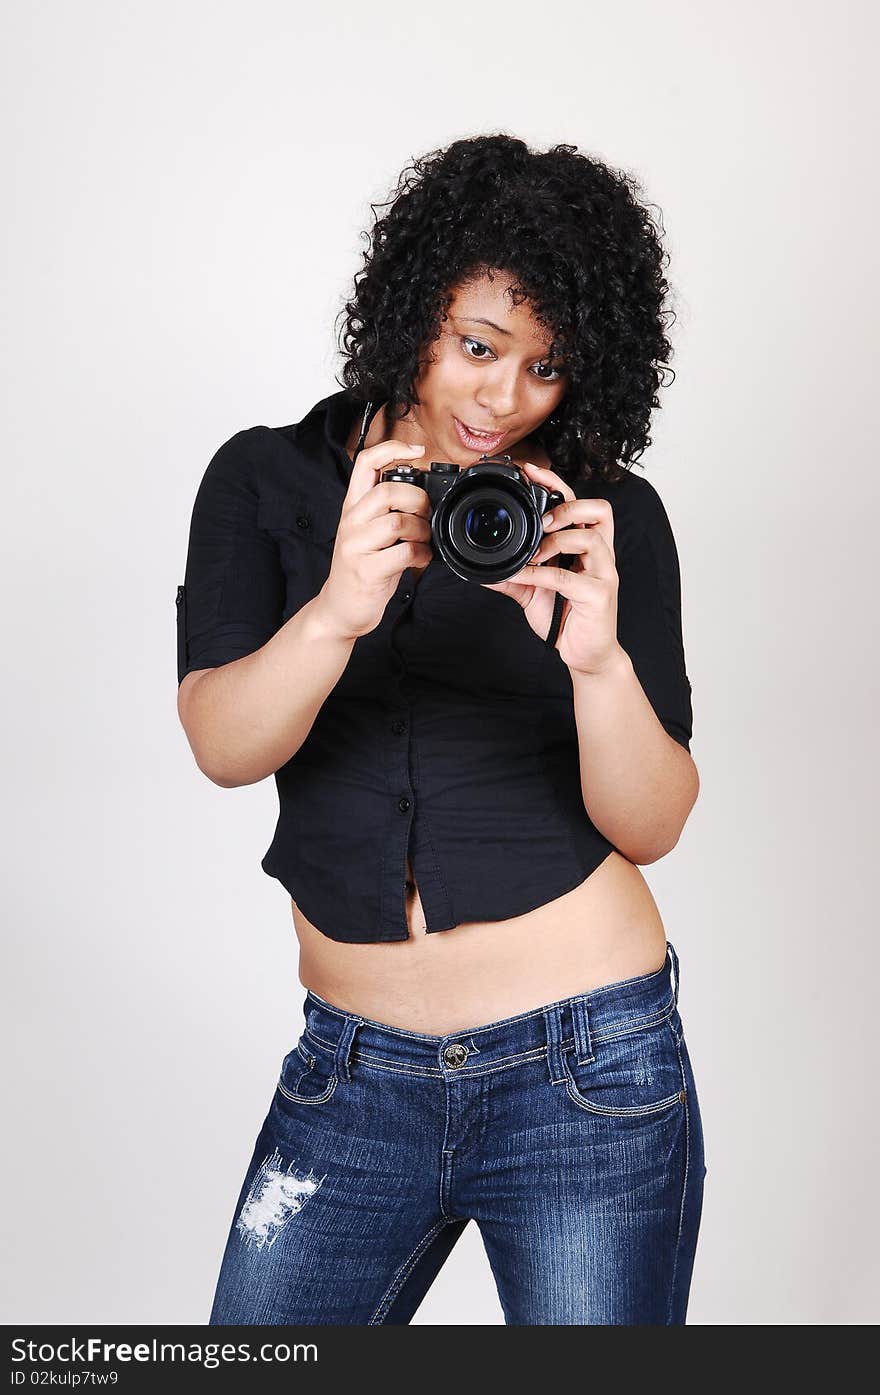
xmin=563 ymin=1014 xmax=687 ymax=1118
xmin=275 ymin=1036 xmax=338 ymax=1108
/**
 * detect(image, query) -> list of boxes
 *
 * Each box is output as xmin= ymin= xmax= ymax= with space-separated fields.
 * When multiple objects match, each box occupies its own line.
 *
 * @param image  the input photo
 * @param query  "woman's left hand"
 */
xmin=480 ymin=459 xmax=623 ymax=676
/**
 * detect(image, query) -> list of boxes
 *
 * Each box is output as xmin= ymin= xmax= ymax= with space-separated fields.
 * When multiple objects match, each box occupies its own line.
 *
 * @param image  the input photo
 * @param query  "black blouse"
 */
xmin=176 ymin=387 xmax=693 ymax=943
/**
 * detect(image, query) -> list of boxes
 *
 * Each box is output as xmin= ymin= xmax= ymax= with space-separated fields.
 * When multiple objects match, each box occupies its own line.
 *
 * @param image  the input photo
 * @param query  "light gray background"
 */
xmin=3 ymin=0 xmax=877 ymax=1325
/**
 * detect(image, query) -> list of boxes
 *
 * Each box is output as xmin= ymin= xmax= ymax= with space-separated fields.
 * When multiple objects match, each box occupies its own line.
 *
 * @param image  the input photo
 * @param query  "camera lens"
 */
xmin=436 ymin=473 xmax=541 ymax=583
xmin=463 ymin=503 xmax=513 ymax=550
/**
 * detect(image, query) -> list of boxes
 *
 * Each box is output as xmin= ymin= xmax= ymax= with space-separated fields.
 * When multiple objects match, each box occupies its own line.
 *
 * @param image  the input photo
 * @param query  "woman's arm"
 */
xmin=178 ymin=595 xmax=355 ymax=788
xmin=507 ymin=459 xmax=698 ymax=865
xmin=571 ymin=649 xmax=700 ymax=863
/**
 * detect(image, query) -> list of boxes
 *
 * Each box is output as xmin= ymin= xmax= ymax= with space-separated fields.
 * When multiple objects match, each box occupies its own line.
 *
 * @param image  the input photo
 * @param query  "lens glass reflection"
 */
xmin=463 ymin=503 xmax=513 ymax=550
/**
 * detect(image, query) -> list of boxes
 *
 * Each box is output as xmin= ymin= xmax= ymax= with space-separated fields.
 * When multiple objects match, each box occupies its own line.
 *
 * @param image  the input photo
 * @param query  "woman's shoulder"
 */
xmin=573 ymin=464 xmax=666 ymax=518
xmin=196 ymin=416 xmax=340 ymax=498
xmin=570 ymin=466 xmax=680 ymax=567
xmin=510 ymin=437 xmax=670 ymax=552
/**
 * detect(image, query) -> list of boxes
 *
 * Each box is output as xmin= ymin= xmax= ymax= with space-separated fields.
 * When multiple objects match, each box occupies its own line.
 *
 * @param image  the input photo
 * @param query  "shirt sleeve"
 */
xmin=175 ymin=428 xmax=285 ymax=685
xmin=614 ymin=478 xmax=694 ymax=751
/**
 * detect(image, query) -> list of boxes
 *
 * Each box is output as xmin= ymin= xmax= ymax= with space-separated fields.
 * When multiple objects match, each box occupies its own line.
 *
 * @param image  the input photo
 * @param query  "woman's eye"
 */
xmin=461 ymin=337 xmax=564 ymax=382
xmin=534 ymin=362 xmax=563 ymax=382
xmin=461 ymin=336 xmax=493 ymax=361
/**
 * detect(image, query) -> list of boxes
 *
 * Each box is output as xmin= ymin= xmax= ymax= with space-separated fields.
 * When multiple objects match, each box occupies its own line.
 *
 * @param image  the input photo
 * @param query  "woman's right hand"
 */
xmin=314 ymin=438 xmax=433 ymax=641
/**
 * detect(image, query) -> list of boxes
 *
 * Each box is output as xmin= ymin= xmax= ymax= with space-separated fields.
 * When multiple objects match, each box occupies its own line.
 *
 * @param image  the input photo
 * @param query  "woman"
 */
xmin=176 ymin=133 xmax=706 ymax=1324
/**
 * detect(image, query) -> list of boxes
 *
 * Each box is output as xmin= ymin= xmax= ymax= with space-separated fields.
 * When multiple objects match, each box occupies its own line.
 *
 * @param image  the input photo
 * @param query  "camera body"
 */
xmin=379 ymin=452 xmax=566 ymax=584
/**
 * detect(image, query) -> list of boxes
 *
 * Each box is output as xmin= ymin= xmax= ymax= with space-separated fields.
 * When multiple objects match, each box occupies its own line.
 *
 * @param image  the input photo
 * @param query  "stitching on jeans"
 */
xmin=564 ymin=1082 xmax=684 ymax=1117
xmin=300 ymin=1025 xmax=677 ymax=1080
xmin=344 ymin=1058 xmax=440 ymax=1080
xmin=327 ymin=1049 xmax=562 ymax=1083
xmin=303 ymin=1027 xmax=345 ymax=1054
xmin=304 ymin=1009 xmax=674 ymax=1073
xmin=276 ymin=1074 xmax=338 ymax=1105
xmin=666 ymin=1018 xmax=690 ymax=1325
xmin=591 ymin=994 xmax=675 ymax=1032
xmin=358 ymin=1043 xmax=549 ymax=1073
xmin=591 ymin=1003 xmax=676 ymax=1042
xmin=368 ymin=1219 xmax=450 ymax=1325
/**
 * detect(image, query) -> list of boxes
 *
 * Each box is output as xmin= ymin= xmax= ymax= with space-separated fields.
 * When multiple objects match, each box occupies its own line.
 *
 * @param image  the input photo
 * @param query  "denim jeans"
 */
xmin=209 ymin=941 xmax=705 ymax=1325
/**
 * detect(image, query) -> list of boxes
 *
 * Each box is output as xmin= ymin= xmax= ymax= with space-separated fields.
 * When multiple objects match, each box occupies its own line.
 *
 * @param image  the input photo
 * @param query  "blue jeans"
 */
xmin=209 ymin=941 xmax=705 ymax=1325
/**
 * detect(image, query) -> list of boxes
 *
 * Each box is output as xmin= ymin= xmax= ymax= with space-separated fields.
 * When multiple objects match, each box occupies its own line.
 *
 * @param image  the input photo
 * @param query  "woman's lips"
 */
xmin=453 ymin=417 xmax=507 ymax=453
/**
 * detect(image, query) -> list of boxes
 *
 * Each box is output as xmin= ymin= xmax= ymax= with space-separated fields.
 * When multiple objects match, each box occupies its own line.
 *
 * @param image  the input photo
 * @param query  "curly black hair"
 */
xmin=334 ymin=133 xmax=676 ymax=484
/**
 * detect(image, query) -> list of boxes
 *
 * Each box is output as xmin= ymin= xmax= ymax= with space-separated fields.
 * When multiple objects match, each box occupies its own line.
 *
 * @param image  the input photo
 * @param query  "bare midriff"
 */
xmin=291 ymin=407 xmax=669 ymax=1035
xmin=293 ymin=851 xmax=666 ymax=1035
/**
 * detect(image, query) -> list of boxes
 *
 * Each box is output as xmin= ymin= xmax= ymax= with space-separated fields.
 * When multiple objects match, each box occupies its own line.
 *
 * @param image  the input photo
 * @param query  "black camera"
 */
xmin=380 ymin=452 xmax=566 ymax=584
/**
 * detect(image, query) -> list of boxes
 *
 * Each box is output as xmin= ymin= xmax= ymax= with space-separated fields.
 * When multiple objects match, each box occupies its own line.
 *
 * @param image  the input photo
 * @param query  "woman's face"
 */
xmin=399 ymin=269 xmax=569 ymax=463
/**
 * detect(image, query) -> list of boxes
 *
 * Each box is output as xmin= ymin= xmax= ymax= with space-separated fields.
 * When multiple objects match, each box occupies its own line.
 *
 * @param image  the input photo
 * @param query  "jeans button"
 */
xmin=443 ymin=1043 xmax=468 ymax=1068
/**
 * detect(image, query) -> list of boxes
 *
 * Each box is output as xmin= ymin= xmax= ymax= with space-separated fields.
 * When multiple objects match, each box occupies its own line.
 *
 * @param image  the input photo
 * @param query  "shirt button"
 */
xmin=443 ymin=1043 xmax=469 ymax=1069
xmin=391 ymin=719 xmax=407 ymax=735
xmin=400 ymin=589 xmax=412 ymax=603
xmin=397 ymin=796 xmax=411 ymax=813
xmin=295 ymin=515 xmax=311 ymax=530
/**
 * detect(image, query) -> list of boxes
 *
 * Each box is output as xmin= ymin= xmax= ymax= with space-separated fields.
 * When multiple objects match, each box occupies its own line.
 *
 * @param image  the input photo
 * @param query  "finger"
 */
xmin=517 ymin=458 xmax=576 ymax=504
xmin=346 ymin=440 xmax=426 ymax=510
xmin=543 ymin=497 xmax=614 ymax=561
xmin=358 ymin=478 xmax=432 ymax=525
xmin=533 ymin=524 xmax=616 ymax=580
xmin=364 ymin=536 xmax=432 ymax=585
xmin=515 ymin=561 xmax=606 ymax=601
xmin=344 ymin=478 xmax=431 ymax=541
xmin=353 ymin=506 xmax=431 ymax=557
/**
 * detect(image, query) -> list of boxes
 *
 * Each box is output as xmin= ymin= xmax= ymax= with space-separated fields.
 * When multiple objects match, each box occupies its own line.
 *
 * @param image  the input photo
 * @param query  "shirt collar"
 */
xmin=317 ymin=388 xmax=385 ymax=478
xmin=321 ymin=387 xmax=358 ymax=453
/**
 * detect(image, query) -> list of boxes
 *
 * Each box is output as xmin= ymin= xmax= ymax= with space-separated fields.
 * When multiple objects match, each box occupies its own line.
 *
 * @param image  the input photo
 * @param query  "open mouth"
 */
xmin=453 ymin=417 xmax=507 ymax=453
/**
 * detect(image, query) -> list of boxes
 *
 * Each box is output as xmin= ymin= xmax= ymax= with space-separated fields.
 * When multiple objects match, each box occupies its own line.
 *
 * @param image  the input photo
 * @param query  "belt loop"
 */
xmin=543 ymin=1003 xmax=567 ymax=1084
xmin=667 ymin=941 xmax=681 ymax=1009
xmin=334 ymin=1013 xmax=361 ymax=1082
xmin=571 ymin=995 xmax=594 ymax=1064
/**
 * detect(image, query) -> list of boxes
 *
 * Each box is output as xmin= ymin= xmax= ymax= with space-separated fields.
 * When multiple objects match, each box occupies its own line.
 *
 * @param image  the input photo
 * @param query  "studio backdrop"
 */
xmin=2 ymin=0 xmax=877 ymax=1325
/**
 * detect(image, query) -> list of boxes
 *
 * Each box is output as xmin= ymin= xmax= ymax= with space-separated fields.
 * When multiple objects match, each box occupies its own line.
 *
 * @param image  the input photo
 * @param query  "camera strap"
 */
xmin=544 ymin=555 xmax=576 ymax=650
xmin=352 ymin=398 xmax=382 ymax=465
xmin=545 ymin=591 xmax=565 ymax=649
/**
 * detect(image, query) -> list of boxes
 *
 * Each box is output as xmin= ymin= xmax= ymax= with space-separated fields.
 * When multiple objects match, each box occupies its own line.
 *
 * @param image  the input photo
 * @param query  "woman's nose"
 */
xmin=475 ymin=373 xmax=518 ymax=420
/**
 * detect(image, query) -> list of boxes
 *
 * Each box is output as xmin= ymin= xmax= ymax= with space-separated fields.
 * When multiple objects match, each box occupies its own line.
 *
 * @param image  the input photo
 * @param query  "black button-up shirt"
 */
xmin=176 ymin=387 xmax=693 ymax=943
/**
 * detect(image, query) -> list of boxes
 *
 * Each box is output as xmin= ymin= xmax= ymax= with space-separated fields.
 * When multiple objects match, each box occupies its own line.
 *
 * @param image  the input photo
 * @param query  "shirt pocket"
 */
xmin=257 ymin=494 xmax=340 ymax=618
xmin=257 ymin=495 xmax=339 ymax=548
